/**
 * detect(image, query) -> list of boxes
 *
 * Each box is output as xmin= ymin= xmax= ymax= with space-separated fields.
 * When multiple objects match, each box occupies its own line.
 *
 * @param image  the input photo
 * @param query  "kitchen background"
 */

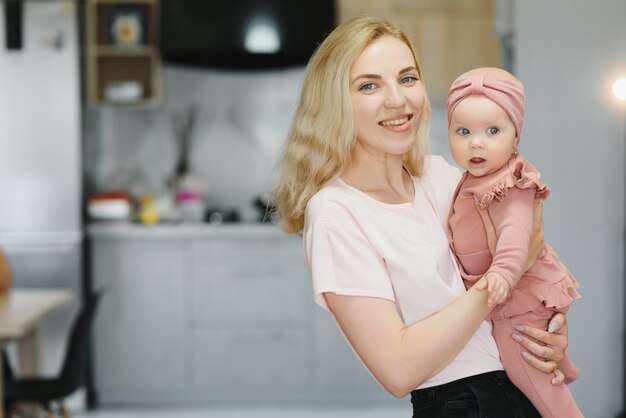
xmin=0 ymin=0 xmax=624 ymax=417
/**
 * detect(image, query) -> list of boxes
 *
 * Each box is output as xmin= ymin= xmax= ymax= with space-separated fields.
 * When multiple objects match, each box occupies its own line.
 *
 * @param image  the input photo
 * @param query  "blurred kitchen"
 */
xmin=0 ymin=0 xmax=624 ymax=417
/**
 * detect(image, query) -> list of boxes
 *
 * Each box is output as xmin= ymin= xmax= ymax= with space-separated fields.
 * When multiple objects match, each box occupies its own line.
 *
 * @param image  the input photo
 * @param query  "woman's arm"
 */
xmin=325 ymin=281 xmax=491 ymax=398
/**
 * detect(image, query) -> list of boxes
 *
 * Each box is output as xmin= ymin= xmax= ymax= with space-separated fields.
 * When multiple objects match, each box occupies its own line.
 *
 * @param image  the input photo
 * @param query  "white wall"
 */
xmin=513 ymin=1 xmax=626 ymax=416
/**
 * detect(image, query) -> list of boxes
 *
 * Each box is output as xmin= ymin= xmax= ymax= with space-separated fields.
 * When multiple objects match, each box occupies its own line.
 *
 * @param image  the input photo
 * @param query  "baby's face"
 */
xmin=448 ymin=95 xmax=517 ymax=177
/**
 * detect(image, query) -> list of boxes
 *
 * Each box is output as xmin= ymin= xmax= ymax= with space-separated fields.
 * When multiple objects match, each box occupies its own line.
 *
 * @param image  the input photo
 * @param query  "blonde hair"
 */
xmin=272 ymin=16 xmax=432 ymax=234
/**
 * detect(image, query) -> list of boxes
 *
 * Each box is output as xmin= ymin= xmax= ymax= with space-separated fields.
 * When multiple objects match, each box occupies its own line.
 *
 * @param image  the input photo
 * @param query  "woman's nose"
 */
xmin=384 ymin=85 xmax=406 ymax=108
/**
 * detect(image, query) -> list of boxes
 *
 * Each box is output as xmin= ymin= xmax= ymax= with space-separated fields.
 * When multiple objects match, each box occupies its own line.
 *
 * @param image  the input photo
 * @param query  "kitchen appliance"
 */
xmin=0 ymin=0 xmax=83 ymax=393
xmin=160 ymin=0 xmax=336 ymax=69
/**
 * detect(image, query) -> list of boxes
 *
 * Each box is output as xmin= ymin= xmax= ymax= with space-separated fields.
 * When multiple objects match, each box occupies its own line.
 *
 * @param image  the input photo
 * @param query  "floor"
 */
xmin=51 ymin=389 xmax=409 ymax=418
xmin=71 ymin=405 xmax=409 ymax=418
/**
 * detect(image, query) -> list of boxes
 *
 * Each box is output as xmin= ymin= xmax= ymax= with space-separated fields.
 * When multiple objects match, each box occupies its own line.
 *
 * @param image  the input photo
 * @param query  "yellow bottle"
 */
xmin=139 ymin=193 xmax=160 ymax=225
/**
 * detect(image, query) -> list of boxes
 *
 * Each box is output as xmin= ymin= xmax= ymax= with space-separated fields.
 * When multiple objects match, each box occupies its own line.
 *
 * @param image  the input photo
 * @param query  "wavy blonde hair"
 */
xmin=272 ymin=16 xmax=432 ymax=234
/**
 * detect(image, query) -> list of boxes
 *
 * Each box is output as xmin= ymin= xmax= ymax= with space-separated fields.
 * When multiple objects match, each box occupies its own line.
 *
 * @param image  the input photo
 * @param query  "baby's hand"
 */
xmin=476 ymin=272 xmax=510 ymax=308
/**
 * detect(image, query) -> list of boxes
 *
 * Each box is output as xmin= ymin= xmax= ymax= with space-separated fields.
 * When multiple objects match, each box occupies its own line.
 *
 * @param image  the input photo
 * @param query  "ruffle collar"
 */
xmin=461 ymin=155 xmax=550 ymax=209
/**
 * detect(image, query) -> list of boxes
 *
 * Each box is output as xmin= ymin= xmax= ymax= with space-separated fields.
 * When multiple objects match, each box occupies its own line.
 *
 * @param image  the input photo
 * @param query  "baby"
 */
xmin=446 ymin=67 xmax=583 ymax=418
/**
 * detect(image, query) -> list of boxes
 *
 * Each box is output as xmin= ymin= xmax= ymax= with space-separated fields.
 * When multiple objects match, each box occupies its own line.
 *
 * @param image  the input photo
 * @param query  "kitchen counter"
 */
xmin=87 ymin=221 xmax=287 ymax=240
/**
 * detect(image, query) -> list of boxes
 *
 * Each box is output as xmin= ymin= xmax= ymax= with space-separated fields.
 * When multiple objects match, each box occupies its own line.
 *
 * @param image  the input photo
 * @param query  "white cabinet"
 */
xmin=89 ymin=224 xmax=398 ymax=405
xmin=186 ymin=235 xmax=312 ymax=401
xmin=92 ymin=239 xmax=186 ymax=402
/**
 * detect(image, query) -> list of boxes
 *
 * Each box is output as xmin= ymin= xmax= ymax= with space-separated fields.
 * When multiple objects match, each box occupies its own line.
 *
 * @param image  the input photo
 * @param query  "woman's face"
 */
xmin=448 ymin=95 xmax=517 ymax=177
xmin=349 ymin=36 xmax=425 ymax=158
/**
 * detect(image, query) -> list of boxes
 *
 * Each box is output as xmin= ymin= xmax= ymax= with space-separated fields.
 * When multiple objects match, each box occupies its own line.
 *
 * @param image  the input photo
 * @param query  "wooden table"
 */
xmin=0 ymin=289 xmax=73 ymax=418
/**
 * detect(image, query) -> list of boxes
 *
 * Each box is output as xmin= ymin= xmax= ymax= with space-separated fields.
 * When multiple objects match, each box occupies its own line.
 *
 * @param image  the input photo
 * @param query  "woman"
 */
xmin=273 ymin=16 xmax=574 ymax=416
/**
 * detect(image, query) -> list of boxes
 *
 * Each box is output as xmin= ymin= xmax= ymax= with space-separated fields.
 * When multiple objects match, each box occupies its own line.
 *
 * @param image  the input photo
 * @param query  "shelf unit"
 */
xmin=83 ymin=0 xmax=162 ymax=108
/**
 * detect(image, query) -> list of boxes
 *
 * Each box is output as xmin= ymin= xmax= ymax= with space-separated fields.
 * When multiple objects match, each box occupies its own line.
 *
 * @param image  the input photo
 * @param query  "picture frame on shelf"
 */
xmin=109 ymin=5 xmax=145 ymax=48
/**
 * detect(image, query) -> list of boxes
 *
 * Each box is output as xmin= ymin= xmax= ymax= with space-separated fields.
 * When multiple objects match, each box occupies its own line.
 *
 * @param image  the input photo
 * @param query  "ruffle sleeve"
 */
xmin=477 ymin=157 xmax=550 ymax=209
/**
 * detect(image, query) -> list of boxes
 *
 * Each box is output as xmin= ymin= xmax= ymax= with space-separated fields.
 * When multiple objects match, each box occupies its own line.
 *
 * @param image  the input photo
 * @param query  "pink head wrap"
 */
xmin=447 ymin=73 xmax=525 ymax=144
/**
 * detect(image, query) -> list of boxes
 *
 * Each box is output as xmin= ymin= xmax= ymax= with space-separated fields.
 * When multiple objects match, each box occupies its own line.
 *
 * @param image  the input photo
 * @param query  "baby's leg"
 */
xmin=559 ymin=350 xmax=580 ymax=384
xmin=492 ymin=311 xmax=583 ymax=418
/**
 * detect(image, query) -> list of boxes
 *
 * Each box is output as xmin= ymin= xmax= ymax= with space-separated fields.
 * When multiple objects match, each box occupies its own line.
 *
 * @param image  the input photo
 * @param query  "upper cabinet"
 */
xmin=337 ymin=0 xmax=501 ymax=105
xmin=82 ymin=0 xmax=162 ymax=108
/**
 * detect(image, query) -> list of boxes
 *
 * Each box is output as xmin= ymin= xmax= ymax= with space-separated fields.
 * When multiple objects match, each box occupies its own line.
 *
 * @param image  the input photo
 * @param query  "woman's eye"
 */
xmin=457 ymin=128 xmax=470 ymax=136
xmin=359 ymin=82 xmax=377 ymax=91
xmin=400 ymin=76 xmax=418 ymax=84
xmin=487 ymin=127 xmax=499 ymax=135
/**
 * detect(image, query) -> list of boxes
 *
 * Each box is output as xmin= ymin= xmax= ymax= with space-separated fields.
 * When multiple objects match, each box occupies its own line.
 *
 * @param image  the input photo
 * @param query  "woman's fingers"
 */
xmin=547 ymin=312 xmax=567 ymax=334
xmin=511 ymin=313 xmax=570 ymax=386
xmin=552 ymin=369 xmax=565 ymax=385
xmin=513 ymin=325 xmax=565 ymax=362
xmin=518 ymin=349 xmax=565 ymax=385
xmin=516 ymin=322 xmax=568 ymax=352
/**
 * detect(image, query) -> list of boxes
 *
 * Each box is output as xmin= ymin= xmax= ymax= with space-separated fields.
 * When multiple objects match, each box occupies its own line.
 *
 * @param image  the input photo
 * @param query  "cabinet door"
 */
xmin=188 ymin=236 xmax=312 ymax=399
xmin=92 ymin=239 xmax=186 ymax=402
xmin=189 ymin=236 xmax=310 ymax=324
xmin=191 ymin=327 xmax=308 ymax=400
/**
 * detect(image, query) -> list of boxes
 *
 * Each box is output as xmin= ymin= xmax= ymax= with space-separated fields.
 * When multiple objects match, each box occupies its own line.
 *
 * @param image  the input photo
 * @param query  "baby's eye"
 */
xmin=487 ymin=127 xmax=499 ymax=135
xmin=359 ymin=82 xmax=377 ymax=92
xmin=457 ymin=128 xmax=470 ymax=136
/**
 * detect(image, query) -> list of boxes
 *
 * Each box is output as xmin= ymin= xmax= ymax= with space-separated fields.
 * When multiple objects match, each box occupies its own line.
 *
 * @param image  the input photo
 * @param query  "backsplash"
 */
xmin=83 ymin=65 xmax=306 ymax=221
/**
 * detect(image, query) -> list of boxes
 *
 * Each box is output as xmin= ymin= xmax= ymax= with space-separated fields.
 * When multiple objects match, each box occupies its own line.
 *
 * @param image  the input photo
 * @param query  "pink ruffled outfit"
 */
xmin=447 ymin=154 xmax=583 ymax=418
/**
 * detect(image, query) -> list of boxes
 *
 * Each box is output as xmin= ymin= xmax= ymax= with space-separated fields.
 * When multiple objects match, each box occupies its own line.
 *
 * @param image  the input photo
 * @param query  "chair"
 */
xmin=3 ymin=291 xmax=103 ymax=418
xmin=0 ymin=246 xmax=12 ymax=296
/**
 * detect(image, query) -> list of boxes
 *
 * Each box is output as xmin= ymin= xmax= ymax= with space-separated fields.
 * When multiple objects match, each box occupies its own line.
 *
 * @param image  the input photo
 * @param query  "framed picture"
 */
xmin=109 ymin=6 xmax=145 ymax=48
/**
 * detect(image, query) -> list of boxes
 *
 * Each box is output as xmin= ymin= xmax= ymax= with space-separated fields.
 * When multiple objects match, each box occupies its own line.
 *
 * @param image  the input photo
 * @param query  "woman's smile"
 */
xmin=379 ymin=113 xmax=413 ymax=128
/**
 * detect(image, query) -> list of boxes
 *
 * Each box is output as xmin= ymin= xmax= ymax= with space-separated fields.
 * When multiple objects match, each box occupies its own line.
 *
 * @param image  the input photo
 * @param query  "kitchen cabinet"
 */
xmin=89 ymin=224 xmax=396 ymax=405
xmin=82 ymin=0 xmax=162 ymax=107
xmin=337 ymin=0 xmax=500 ymax=104
xmin=187 ymin=236 xmax=311 ymax=401
xmin=91 ymin=239 xmax=186 ymax=401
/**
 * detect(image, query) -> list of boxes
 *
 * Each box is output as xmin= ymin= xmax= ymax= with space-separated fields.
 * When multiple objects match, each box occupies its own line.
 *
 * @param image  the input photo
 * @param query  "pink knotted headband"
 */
xmin=447 ymin=74 xmax=525 ymax=143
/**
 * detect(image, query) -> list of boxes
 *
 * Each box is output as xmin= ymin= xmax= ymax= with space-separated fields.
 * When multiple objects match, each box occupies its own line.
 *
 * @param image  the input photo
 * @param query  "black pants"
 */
xmin=410 ymin=371 xmax=541 ymax=418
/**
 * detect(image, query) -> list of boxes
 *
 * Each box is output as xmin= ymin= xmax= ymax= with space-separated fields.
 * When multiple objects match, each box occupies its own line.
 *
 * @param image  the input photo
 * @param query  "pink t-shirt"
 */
xmin=302 ymin=155 xmax=503 ymax=390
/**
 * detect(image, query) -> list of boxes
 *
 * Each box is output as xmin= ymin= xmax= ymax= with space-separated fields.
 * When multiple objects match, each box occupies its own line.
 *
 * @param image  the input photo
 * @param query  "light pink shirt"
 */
xmin=303 ymin=155 xmax=503 ymax=390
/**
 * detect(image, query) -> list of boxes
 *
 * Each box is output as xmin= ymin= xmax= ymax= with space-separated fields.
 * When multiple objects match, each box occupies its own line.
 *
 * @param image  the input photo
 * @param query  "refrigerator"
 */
xmin=0 ymin=0 xmax=83 ymax=386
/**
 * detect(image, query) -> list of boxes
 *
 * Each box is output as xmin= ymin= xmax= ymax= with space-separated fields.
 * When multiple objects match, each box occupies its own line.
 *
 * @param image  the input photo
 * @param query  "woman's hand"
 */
xmin=510 ymin=313 xmax=577 ymax=385
xmin=476 ymin=200 xmax=544 ymax=271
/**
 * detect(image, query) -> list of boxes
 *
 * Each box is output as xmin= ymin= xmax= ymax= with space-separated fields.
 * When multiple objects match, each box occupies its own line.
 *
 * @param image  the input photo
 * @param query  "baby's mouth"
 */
xmin=470 ymin=157 xmax=485 ymax=164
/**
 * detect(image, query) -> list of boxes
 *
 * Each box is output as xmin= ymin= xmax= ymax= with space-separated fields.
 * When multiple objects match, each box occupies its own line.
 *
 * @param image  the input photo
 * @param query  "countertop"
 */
xmin=87 ymin=222 xmax=291 ymax=240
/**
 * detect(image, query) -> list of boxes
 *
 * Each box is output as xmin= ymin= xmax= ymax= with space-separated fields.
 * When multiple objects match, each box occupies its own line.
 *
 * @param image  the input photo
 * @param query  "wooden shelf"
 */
xmin=86 ymin=45 xmax=158 ymax=57
xmin=83 ymin=0 xmax=162 ymax=108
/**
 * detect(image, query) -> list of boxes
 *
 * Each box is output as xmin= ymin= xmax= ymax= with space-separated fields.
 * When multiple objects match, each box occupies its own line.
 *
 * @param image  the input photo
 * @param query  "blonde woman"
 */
xmin=273 ymin=17 xmax=574 ymax=416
